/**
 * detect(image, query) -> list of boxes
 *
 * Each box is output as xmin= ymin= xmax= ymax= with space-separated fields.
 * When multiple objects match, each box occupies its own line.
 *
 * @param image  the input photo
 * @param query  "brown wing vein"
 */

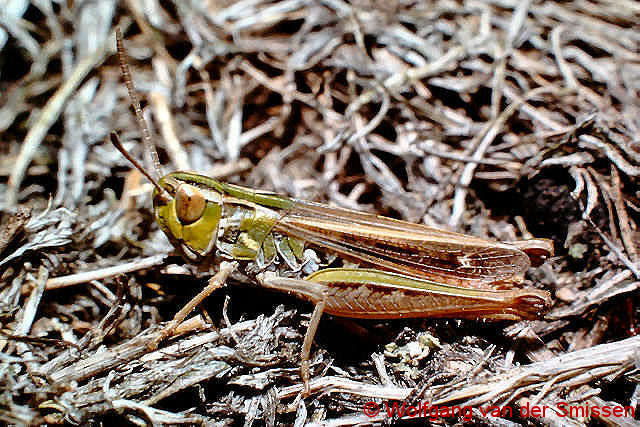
xmin=275 ymin=200 xmax=530 ymax=288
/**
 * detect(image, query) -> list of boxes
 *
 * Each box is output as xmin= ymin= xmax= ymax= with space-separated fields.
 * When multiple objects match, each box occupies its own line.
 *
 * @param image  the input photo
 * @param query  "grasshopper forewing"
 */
xmin=112 ymin=29 xmax=553 ymax=395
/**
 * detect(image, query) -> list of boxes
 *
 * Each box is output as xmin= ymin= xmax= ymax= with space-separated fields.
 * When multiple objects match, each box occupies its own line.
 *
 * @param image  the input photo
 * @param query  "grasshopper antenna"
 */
xmin=110 ymin=132 xmax=167 ymax=197
xmin=115 ymin=28 xmax=164 ymax=182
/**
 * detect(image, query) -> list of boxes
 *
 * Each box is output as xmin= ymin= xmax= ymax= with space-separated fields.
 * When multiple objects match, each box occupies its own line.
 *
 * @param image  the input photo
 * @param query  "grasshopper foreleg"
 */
xmin=149 ymin=261 xmax=237 ymax=350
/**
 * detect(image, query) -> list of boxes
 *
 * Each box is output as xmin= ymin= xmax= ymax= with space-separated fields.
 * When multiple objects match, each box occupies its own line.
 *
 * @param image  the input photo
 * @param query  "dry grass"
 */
xmin=1 ymin=1 xmax=639 ymax=425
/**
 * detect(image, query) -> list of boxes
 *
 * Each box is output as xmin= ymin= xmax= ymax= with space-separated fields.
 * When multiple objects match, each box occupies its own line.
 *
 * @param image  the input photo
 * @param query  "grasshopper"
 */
xmin=112 ymin=30 xmax=553 ymax=394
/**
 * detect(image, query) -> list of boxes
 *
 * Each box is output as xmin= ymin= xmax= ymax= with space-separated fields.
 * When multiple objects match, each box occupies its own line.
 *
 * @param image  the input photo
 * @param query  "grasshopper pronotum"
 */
xmin=112 ymin=29 xmax=553 ymax=394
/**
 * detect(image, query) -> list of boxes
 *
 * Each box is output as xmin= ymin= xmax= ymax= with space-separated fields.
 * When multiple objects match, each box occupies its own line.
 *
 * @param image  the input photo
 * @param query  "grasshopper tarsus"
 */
xmin=148 ymin=324 xmax=175 ymax=351
xmin=300 ymin=359 xmax=311 ymax=397
xmin=146 ymin=262 xmax=237 ymax=351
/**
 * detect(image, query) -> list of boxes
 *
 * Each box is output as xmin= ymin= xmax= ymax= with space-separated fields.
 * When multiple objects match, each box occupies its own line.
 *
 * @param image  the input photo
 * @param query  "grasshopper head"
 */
xmin=111 ymin=32 xmax=224 ymax=262
xmin=153 ymin=174 xmax=223 ymax=261
xmin=109 ymin=133 xmax=223 ymax=261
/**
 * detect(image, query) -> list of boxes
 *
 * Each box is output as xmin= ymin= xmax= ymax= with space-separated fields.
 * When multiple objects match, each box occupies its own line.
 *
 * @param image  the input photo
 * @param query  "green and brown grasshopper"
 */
xmin=112 ymin=30 xmax=553 ymax=394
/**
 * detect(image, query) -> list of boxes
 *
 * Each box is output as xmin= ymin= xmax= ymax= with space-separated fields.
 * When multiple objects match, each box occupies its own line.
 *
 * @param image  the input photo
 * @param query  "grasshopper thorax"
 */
xmin=153 ymin=175 xmax=223 ymax=261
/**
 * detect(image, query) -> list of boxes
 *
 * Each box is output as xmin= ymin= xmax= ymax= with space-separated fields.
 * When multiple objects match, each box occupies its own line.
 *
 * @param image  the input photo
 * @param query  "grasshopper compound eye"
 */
xmin=175 ymin=184 xmax=206 ymax=224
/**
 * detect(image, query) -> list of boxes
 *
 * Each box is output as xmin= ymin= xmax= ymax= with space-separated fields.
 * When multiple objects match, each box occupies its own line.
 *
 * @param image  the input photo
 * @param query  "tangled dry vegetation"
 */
xmin=1 ymin=1 xmax=639 ymax=425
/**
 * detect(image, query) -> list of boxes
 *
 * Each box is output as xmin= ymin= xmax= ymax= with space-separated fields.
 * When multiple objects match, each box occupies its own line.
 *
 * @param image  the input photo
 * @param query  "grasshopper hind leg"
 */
xmin=257 ymin=267 xmax=552 ymax=395
xmin=300 ymin=299 xmax=327 ymax=395
xmin=258 ymin=272 xmax=331 ymax=396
